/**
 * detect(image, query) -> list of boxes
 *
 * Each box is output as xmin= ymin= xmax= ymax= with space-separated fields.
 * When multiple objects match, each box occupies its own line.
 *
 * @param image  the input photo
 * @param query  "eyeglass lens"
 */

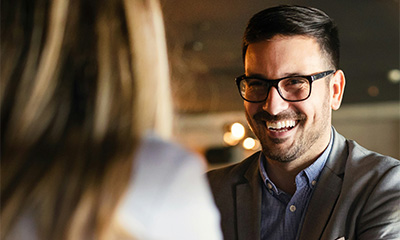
xmin=240 ymin=76 xmax=311 ymax=102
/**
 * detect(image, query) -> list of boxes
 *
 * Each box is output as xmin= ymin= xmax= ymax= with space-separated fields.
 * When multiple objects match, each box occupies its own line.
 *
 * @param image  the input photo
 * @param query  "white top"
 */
xmin=6 ymin=134 xmax=222 ymax=240
xmin=116 ymin=133 xmax=223 ymax=240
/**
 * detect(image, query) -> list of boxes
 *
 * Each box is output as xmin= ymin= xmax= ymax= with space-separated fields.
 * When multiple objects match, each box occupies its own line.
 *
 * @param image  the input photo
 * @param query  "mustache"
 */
xmin=253 ymin=110 xmax=306 ymax=122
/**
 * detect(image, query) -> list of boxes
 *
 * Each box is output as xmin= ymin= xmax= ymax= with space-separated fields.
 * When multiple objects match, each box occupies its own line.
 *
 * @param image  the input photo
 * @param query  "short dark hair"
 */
xmin=242 ymin=5 xmax=340 ymax=69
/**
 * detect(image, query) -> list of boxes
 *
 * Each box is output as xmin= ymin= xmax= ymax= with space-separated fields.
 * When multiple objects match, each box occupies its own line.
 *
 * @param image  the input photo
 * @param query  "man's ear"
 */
xmin=330 ymin=70 xmax=346 ymax=110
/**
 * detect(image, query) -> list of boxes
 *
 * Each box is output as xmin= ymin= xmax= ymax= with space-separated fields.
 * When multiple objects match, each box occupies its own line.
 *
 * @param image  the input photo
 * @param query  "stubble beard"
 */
xmin=245 ymin=100 xmax=331 ymax=163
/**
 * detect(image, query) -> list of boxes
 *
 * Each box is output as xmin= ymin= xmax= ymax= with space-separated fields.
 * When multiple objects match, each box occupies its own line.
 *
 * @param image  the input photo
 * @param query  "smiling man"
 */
xmin=207 ymin=5 xmax=400 ymax=240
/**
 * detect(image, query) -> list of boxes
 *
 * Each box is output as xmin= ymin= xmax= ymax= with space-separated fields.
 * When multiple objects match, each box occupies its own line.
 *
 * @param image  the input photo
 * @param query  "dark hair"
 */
xmin=242 ymin=5 xmax=340 ymax=69
xmin=1 ymin=0 xmax=170 ymax=239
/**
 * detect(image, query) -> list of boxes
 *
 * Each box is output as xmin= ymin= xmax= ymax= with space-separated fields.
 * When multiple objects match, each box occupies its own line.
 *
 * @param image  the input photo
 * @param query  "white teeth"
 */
xmin=267 ymin=120 xmax=296 ymax=130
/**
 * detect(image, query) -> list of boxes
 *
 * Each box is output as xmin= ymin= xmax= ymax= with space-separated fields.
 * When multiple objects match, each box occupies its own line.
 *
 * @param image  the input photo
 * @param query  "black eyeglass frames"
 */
xmin=235 ymin=70 xmax=335 ymax=103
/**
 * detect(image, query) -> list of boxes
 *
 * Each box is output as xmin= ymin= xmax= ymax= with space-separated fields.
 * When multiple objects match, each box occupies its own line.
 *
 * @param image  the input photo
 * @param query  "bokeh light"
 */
xmin=223 ymin=132 xmax=239 ymax=146
xmin=243 ymin=137 xmax=256 ymax=150
xmin=231 ymin=122 xmax=245 ymax=140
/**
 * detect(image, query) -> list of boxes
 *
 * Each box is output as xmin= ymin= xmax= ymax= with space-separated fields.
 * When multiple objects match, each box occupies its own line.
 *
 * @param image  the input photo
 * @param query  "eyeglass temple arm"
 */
xmin=311 ymin=70 xmax=335 ymax=81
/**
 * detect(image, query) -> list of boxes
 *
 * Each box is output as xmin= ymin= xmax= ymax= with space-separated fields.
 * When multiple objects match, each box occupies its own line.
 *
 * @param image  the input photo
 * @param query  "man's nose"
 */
xmin=262 ymin=86 xmax=290 ymax=115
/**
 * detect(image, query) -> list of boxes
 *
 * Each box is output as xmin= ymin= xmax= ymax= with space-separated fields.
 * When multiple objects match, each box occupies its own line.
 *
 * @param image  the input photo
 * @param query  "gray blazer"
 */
xmin=207 ymin=129 xmax=400 ymax=240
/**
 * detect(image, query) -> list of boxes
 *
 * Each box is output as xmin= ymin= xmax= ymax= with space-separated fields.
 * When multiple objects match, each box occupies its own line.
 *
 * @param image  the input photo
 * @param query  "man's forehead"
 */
xmin=244 ymin=41 xmax=330 ymax=80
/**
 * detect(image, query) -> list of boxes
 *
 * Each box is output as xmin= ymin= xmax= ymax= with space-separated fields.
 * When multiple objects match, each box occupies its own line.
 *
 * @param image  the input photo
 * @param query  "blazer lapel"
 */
xmin=236 ymin=154 xmax=262 ymax=240
xmin=298 ymin=168 xmax=343 ymax=240
xmin=298 ymin=129 xmax=348 ymax=240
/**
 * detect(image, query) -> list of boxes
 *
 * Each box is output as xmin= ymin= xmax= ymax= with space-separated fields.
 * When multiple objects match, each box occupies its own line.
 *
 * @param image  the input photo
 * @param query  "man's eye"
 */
xmin=286 ymin=77 xmax=308 ymax=85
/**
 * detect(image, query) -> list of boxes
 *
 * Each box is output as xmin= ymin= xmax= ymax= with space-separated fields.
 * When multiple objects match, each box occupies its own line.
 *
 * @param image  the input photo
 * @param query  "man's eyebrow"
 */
xmin=245 ymin=73 xmax=268 ymax=79
xmin=245 ymin=72 xmax=305 ymax=80
xmin=284 ymin=72 xmax=304 ymax=77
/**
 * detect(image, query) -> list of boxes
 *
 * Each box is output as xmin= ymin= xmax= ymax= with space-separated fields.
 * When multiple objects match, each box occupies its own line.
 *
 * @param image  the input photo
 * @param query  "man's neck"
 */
xmin=264 ymin=128 xmax=333 ymax=195
xmin=265 ymin=156 xmax=316 ymax=195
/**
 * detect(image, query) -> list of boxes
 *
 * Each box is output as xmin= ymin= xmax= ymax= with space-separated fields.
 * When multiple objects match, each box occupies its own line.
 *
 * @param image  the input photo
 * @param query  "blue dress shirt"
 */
xmin=259 ymin=133 xmax=333 ymax=240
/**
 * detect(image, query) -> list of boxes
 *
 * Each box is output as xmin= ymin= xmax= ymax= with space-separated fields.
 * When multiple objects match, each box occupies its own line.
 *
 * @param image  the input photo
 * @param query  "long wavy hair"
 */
xmin=1 ymin=0 xmax=172 ymax=239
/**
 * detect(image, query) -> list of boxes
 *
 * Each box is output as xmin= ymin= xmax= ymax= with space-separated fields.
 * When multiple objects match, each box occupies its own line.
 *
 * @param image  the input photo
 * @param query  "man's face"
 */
xmin=244 ymin=35 xmax=333 ymax=163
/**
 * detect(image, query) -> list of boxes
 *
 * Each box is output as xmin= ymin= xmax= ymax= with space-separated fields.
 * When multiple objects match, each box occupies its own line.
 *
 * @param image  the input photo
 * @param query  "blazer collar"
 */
xmin=298 ymin=128 xmax=348 ymax=240
xmin=236 ymin=152 xmax=262 ymax=240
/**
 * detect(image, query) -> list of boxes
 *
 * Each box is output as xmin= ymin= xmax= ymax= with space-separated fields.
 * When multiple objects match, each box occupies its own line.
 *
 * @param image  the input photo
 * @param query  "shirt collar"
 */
xmin=302 ymin=131 xmax=333 ymax=188
xmin=259 ymin=128 xmax=334 ymax=193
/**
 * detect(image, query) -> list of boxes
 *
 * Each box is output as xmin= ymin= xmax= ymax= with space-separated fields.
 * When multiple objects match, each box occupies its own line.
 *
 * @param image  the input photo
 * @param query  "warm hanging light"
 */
xmin=223 ymin=132 xmax=239 ymax=146
xmin=243 ymin=137 xmax=256 ymax=150
xmin=388 ymin=69 xmax=400 ymax=84
xmin=222 ymin=122 xmax=259 ymax=150
xmin=230 ymin=122 xmax=245 ymax=140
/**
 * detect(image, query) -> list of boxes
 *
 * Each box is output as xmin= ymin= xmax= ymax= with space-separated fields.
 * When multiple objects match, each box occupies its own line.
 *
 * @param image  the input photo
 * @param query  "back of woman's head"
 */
xmin=1 ymin=0 xmax=171 ymax=239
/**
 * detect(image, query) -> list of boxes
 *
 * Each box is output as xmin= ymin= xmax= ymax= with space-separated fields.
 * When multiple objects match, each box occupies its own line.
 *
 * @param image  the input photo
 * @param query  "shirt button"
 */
xmin=312 ymin=180 xmax=317 ymax=186
xmin=267 ymin=183 xmax=273 ymax=189
xmin=289 ymin=205 xmax=296 ymax=212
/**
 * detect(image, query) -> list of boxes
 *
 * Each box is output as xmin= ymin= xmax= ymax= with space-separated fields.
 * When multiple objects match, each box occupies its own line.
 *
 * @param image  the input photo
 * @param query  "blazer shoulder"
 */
xmin=327 ymin=129 xmax=399 ymax=177
xmin=345 ymin=141 xmax=400 ymax=239
xmin=346 ymin=139 xmax=400 ymax=173
xmin=336 ymin=138 xmax=400 ymax=203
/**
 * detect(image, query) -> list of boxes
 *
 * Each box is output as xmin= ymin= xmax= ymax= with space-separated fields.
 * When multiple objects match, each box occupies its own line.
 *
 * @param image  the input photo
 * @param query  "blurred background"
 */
xmin=160 ymin=0 xmax=400 ymax=167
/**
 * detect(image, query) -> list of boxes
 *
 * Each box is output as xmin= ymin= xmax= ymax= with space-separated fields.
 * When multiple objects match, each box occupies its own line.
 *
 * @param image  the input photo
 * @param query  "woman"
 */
xmin=1 ymin=0 xmax=222 ymax=239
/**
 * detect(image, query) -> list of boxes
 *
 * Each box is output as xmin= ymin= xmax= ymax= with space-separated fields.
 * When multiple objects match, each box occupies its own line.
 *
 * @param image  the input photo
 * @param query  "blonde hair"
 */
xmin=1 ymin=0 xmax=171 ymax=239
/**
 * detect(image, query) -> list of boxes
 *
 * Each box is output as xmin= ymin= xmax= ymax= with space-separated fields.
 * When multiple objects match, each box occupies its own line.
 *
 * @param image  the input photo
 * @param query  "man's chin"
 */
xmin=263 ymin=150 xmax=298 ymax=163
xmin=269 ymin=136 xmax=289 ymax=144
xmin=261 ymin=140 xmax=299 ymax=163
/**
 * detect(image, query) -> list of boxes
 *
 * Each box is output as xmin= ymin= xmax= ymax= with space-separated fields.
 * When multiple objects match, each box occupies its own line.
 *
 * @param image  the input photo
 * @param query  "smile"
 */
xmin=266 ymin=120 xmax=297 ymax=132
